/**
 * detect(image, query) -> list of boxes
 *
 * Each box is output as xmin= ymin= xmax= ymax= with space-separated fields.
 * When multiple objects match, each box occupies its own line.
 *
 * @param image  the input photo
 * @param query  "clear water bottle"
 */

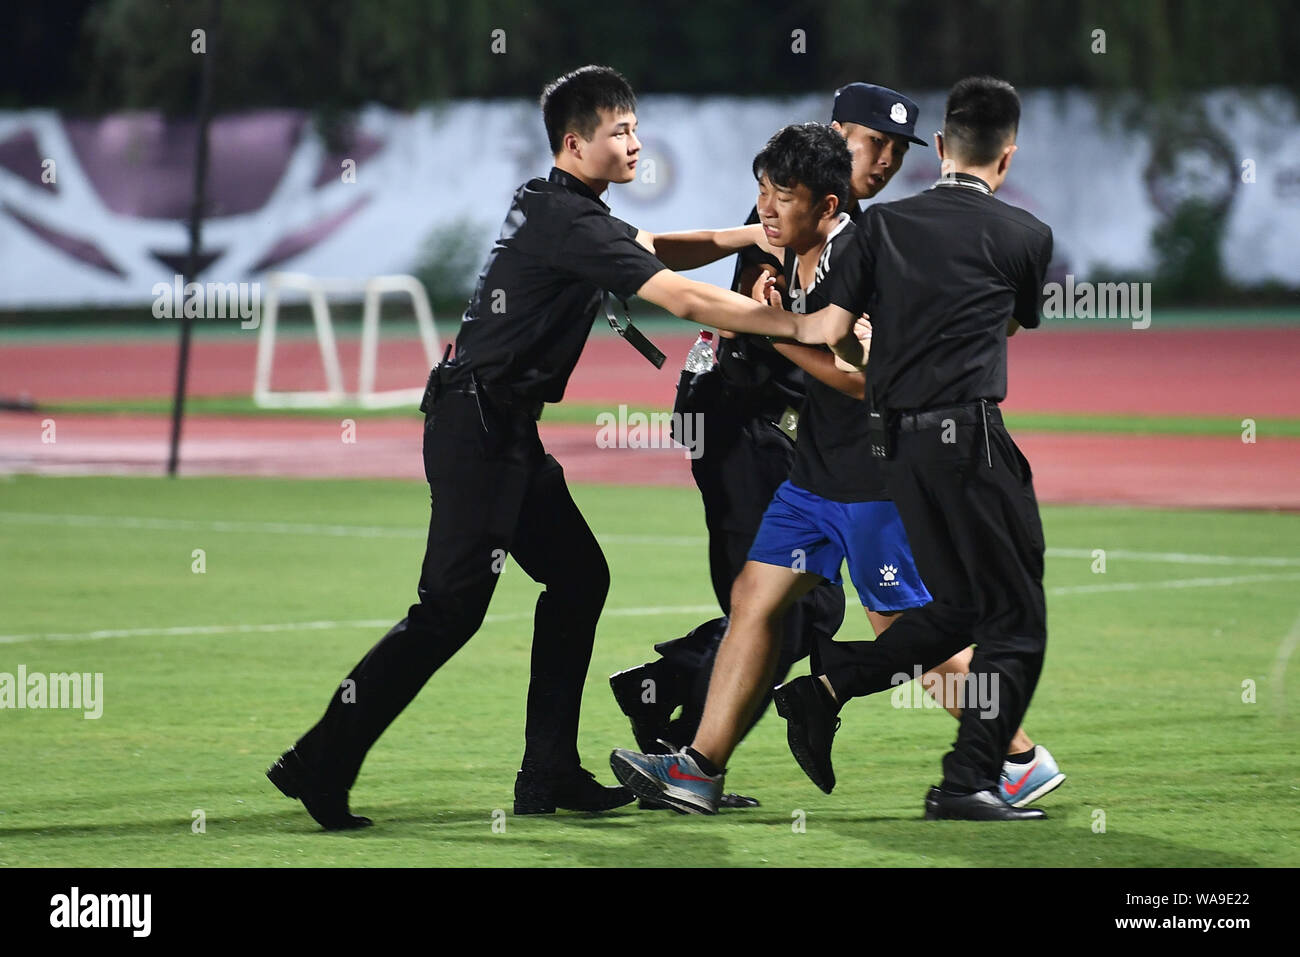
xmin=683 ymin=330 xmax=715 ymax=373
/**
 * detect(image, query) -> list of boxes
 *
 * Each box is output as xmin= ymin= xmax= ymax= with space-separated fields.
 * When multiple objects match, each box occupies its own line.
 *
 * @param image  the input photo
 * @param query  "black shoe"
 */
xmin=773 ymin=676 xmax=840 ymax=794
xmin=513 ymin=767 xmax=635 ymax=814
xmin=609 ymin=663 xmax=677 ymax=753
xmin=639 ymin=791 xmax=760 ymax=811
xmin=266 ymin=746 xmax=373 ymax=831
xmin=924 ymin=786 xmax=1048 ymax=821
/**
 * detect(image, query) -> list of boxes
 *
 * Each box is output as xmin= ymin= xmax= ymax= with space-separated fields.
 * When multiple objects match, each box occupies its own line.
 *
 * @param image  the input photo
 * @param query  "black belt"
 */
xmin=889 ymin=400 xmax=1000 ymax=468
xmin=895 ymin=401 xmax=1001 ymax=433
xmin=420 ymin=361 xmax=543 ymax=422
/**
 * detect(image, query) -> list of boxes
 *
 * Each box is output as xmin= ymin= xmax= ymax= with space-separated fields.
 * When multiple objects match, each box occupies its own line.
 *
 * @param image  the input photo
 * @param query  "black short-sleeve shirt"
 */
xmin=454 ymin=167 xmax=667 ymax=403
xmin=785 ymin=214 xmax=889 ymax=502
xmin=826 ymin=173 xmax=1053 ymax=411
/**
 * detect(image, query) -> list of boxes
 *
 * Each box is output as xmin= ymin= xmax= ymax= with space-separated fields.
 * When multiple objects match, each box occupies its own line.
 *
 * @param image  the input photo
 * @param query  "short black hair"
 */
xmin=752 ymin=122 xmax=852 ymax=212
xmin=943 ymin=76 xmax=1020 ymax=166
xmin=540 ymin=65 xmax=637 ymax=155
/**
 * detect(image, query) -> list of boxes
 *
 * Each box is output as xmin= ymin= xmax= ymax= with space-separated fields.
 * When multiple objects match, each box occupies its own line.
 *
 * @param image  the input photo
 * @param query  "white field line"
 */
xmin=0 ymin=605 xmax=723 ymax=645
xmin=1 ymin=512 xmax=1298 ymax=568
xmin=1045 ymin=547 xmax=1300 ymax=568
xmin=5 ymin=573 xmax=1300 ymax=645
xmin=0 ymin=512 xmax=702 ymax=546
xmin=1047 ymin=571 xmax=1300 ymax=595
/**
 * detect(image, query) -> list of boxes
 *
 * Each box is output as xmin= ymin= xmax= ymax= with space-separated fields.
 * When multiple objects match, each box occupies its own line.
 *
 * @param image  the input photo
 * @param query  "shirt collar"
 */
xmin=932 ymin=171 xmax=993 ymax=195
xmin=548 ymin=166 xmax=608 ymax=209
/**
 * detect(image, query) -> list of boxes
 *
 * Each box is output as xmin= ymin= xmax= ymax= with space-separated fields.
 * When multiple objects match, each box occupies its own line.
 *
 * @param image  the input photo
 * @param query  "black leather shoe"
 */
xmin=773 ymin=676 xmax=840 ymax=794
xmin=609 ymin=664 xmax=677 ymax=754
xmin=924 ymin=786 xmax=1048 ymax=821
xmin=266 ymin=747 xmax=373 ymax=830
xmin=513 ymin=767 xmax=635 ymax=814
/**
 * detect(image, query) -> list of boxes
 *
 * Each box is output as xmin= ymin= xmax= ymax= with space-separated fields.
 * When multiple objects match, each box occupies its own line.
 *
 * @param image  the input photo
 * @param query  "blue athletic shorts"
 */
xmin=746 ymin=480 xmax=931 ymax=612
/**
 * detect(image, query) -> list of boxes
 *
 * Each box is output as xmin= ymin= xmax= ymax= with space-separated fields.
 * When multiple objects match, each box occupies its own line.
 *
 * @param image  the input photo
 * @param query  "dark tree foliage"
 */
xmin=3 ymin=0 xmax=1297 ymax=111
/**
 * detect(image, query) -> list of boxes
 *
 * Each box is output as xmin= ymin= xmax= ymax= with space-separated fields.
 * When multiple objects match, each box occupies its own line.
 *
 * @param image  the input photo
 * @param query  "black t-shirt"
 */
xmin=454 ymin=167 xmax=666 ymax=403
xmin=785 ymin=214 xmax=889 ymax=502
xmin=826 ymin=173 xmax=1054 ymax=411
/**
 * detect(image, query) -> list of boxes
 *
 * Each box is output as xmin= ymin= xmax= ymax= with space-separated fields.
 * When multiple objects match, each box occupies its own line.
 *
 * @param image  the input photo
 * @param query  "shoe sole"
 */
xmin=642 ymin=794 xmax=759 ymax=811
xmin=513 ymin=790 xmax=636 ymax=815
xmin=513 ymin=801 xmax=558 ymax=814
xmin=1005 ymin=771 xmax=1066 ymax=808
xmin=609 ymin=753 xmax=715 ymax=815
xmin=924 ymin=802 xmax=1048 ymax=821
xmin=773 ymin=685 xmax=835 ymax=795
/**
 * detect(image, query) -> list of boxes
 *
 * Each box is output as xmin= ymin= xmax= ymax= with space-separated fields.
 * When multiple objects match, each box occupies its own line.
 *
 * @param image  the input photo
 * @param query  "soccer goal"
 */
xmin=252 ymin=272 xmax=442 ymax=409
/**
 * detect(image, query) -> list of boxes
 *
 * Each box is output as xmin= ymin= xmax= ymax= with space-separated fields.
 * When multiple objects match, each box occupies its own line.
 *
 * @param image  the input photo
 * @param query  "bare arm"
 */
xmin=638 ymin=224 xmax=766 ymax=271
xmin=635 ymin=268 xmax=824 ymax=342
xmin=782 ymin=303 xmax=866 ymax=368
xmin=772 ymin=341 xmax=866 ymax=399
xmin=745 ymin=270 xmax=865 ymax=395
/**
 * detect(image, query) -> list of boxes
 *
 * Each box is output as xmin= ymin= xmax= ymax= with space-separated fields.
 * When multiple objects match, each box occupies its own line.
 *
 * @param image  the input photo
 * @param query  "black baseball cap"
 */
xmin=830 ymin=83 xmax=927 ymax=147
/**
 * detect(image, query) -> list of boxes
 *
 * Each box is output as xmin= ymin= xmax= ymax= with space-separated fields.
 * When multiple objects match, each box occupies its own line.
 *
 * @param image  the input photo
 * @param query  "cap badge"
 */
xmin=890 ymin=102 xmax=908 ymax=124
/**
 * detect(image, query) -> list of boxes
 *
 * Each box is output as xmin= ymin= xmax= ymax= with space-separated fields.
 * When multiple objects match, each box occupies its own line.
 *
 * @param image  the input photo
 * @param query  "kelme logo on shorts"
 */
xmin=879 ymin=564 xmax=899 ymax=586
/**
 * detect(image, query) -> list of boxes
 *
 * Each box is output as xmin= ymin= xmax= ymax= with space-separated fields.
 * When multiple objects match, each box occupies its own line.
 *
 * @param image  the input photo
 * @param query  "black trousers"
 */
xmin=653 ymin=399 xmax=845 ymax=745
xmin=295 ymin=388 xmax=609 ymax=789
xmin=822 ymin=411 xmax=1047 ymax=793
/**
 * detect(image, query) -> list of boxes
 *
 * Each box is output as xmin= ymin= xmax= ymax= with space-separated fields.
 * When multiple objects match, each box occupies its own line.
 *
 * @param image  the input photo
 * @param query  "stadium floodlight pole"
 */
xmin=166 ymin=0 xmax=222 ymax=477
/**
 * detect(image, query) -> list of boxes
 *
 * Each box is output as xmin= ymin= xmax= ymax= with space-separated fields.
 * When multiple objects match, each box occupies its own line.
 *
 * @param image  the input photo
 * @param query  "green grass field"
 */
xmin=1 ymin=475 xmax=1297 ymax=867
xmin=36 ymin=395 xmax=1300 ymax=438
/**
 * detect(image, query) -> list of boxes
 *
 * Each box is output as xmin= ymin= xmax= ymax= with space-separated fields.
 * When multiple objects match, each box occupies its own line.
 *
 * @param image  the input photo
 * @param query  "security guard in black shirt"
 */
xmin=816 ymin=76 xmax=1055 ymax=821
xmin=266 ymin=65 xmax=822 ymax=829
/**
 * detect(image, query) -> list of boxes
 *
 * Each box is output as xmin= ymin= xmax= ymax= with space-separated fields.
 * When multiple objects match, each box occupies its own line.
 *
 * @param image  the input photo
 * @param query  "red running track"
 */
xmin=1 ymin=412 xmax=1296 ymax=510
xmin=2 ymin=328 xmax=1298 ymax=417
xmin=0 ymin=326 xmax=1296 ymax=507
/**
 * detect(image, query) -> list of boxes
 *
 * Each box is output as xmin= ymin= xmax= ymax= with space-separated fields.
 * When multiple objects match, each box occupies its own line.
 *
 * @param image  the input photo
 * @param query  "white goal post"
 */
xmin=252 ymin=271 xmax=442 ymax=409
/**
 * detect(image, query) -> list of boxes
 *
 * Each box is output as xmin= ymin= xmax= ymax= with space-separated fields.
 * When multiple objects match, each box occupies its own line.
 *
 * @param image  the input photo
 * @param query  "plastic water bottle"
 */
xmin=683 ymin=330 xmax=715 ymax=373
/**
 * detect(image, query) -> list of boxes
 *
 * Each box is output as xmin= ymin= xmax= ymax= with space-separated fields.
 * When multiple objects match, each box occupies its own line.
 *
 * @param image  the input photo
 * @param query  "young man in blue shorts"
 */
xmin=609 ymin=123 xmax=925 ymax=813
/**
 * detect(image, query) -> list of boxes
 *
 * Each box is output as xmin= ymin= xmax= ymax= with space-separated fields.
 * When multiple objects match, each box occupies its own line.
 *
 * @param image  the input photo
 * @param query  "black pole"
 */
xmin=166 ymin=0 xmax=222 ymax=476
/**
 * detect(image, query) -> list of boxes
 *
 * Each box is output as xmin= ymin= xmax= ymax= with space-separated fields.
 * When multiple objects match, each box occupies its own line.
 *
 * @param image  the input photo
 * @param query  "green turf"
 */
xmin=1 ymin=475 xmax=1297 ymax=867
xmin=35 ymin=395 xmax=1300 ymax=438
